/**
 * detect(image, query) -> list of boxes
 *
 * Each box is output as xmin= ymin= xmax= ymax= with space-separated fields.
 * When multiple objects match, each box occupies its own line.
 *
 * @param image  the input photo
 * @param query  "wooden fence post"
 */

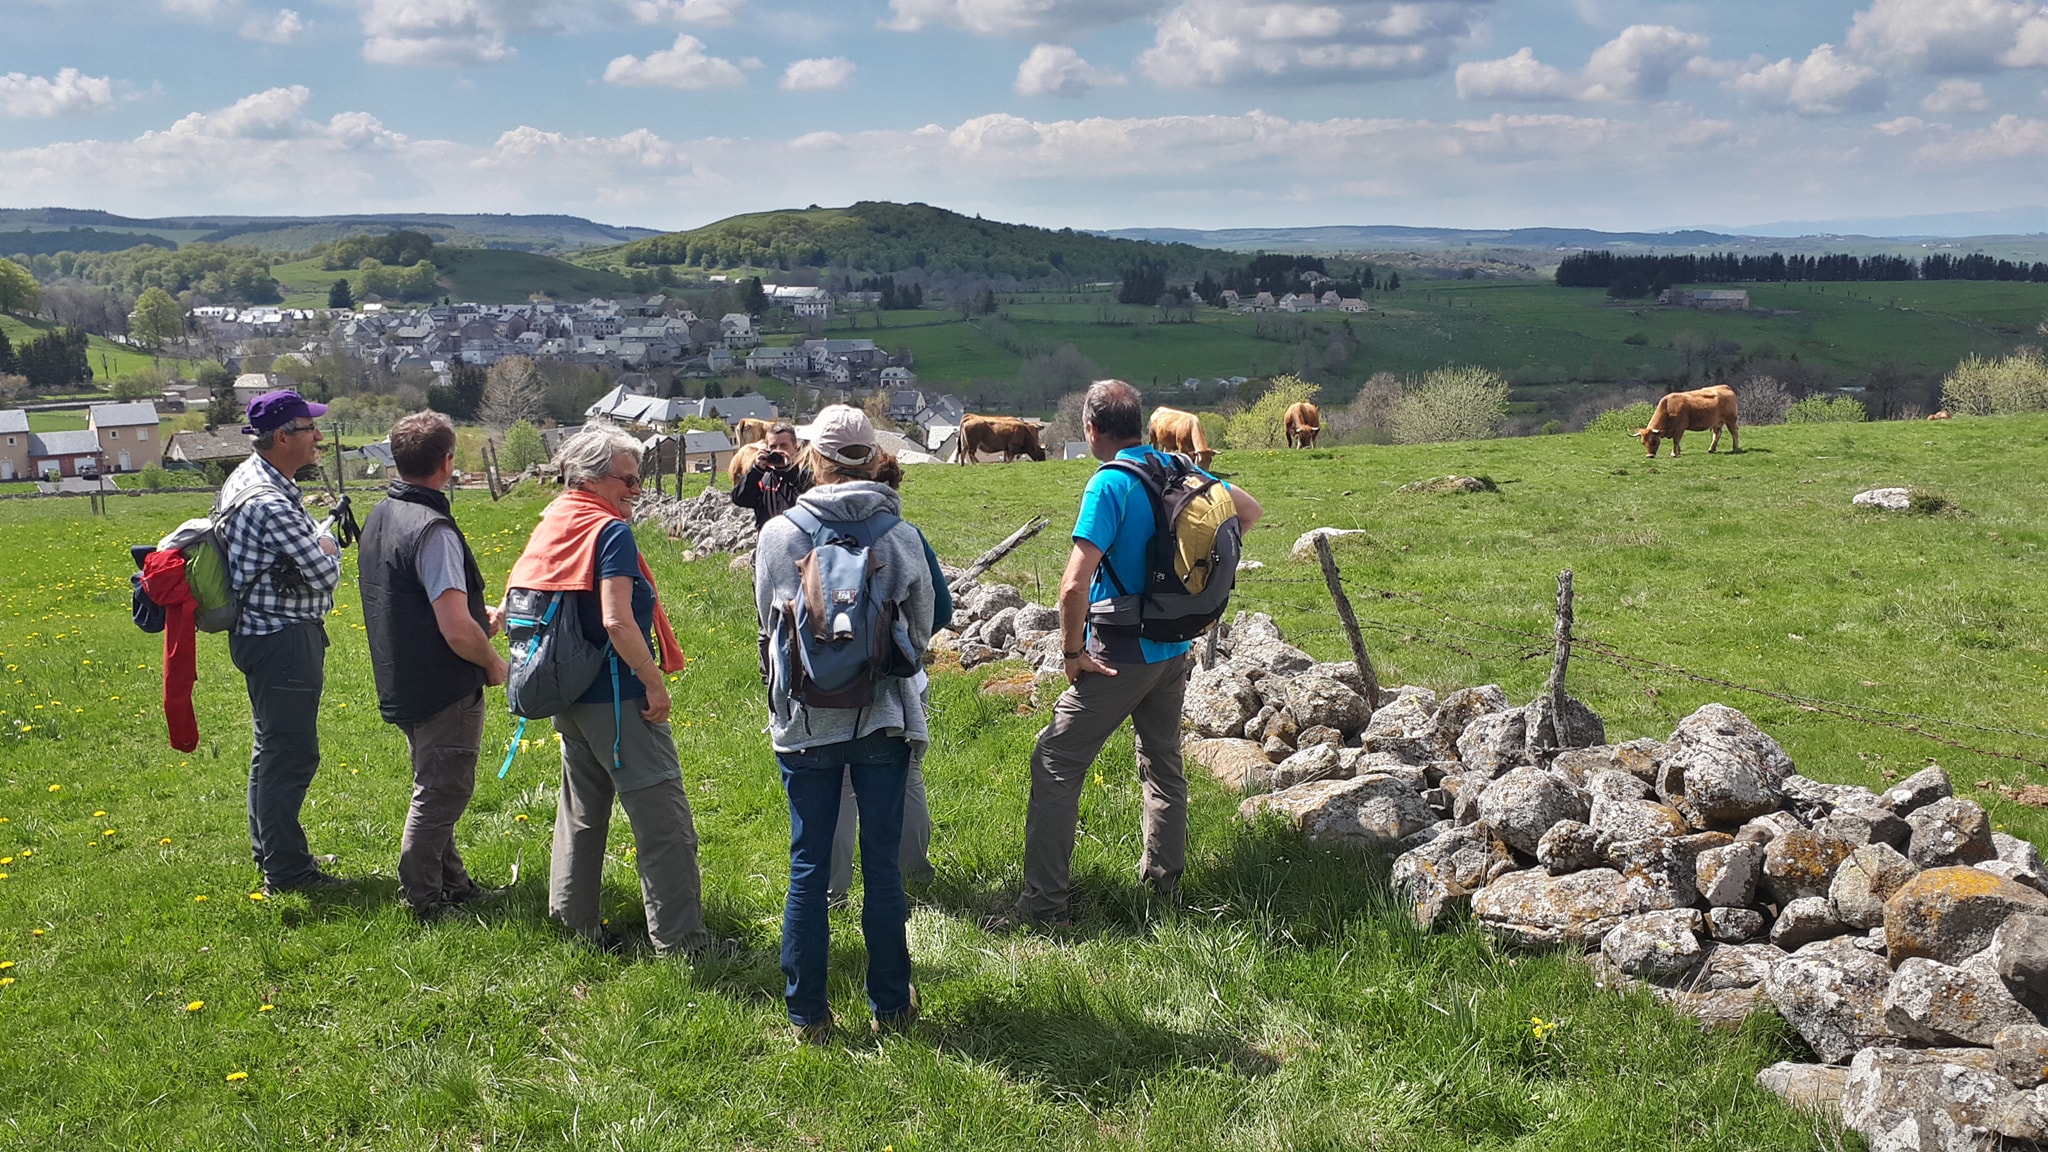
xmin=1544 ymin=569 xmax=1575 ymax=747
xmin=1312 ymin=533 xmax=1381 ymax=712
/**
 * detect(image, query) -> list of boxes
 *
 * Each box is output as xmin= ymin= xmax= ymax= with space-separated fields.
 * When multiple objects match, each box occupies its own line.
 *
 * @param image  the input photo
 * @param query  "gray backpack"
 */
xmin=503 ymin=588 xmax=610 ymax=720
xmin=763 ymin=507 xmax=919 ymax=715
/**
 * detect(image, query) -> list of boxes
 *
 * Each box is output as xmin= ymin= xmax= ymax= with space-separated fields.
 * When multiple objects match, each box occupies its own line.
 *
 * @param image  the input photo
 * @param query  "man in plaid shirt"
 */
xmin=220 ymin=390 xmax=345 ymax=894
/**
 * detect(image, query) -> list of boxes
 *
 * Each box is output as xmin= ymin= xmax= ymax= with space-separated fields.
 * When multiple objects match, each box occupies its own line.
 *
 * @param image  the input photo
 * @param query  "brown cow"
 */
xmin=1148 ymin=407 xmax=1216 ymax=468
xmin=728 ymin=439 xmax=765 ymax=485
xmin=956 ymin=414 xmax=1048 ymax=464
xmin=1928 ymin=410 xmax=1953 ymax=420
xmin=1633 ymin=384 xmax=1739 ymax=457
xmin=734 ymin=418 xmax=772 ymax=445
xmin=1284 ymin=401 xmax=1322 ymax=448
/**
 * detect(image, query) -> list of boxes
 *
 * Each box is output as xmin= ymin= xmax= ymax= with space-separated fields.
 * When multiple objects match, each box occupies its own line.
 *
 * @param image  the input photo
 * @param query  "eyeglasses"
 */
xmin=608 ymin=471 xmax=643 ymax=489
xmin=278 ymin=423 xmax=320 ymax=436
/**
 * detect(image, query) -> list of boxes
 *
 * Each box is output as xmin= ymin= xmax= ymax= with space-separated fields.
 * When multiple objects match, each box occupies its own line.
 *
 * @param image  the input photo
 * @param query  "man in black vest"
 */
xmin=358 ymin=412 xmax=509 ymax=919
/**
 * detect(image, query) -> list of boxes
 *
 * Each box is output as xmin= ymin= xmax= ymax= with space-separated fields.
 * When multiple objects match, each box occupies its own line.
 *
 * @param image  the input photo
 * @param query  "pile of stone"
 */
xmin=928 ymin=580 xmax=1063 ymax=672
xmin=633 ymin=486 xmax=760 ymax=561
xmin=1191 ymin=615 xmax=2048 ymax=1151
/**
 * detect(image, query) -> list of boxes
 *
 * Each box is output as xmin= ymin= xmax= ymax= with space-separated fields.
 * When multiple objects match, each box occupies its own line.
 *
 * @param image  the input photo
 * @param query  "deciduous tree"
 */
xmin=129 ymin=287 xmax=186 ymax=351
xmin=0 ymin=258 xmax=42 ymax=316
xmin=479 ymin=355 xmax=545 ymax=431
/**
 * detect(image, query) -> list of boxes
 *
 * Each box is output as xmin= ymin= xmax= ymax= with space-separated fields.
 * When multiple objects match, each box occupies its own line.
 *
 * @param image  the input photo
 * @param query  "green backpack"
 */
xmin=157 ymin=486 xmax=266 ymax=633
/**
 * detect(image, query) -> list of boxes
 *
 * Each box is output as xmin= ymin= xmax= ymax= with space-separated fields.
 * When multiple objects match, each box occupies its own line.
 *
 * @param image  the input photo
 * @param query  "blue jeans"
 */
xmin=779 ymin=732 xmax=913 ymax=1027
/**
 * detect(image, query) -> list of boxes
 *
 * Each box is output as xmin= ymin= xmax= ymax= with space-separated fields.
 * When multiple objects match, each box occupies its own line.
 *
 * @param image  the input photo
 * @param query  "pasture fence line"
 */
xmin=1227 ymin=560 xmax=2048 ymax=776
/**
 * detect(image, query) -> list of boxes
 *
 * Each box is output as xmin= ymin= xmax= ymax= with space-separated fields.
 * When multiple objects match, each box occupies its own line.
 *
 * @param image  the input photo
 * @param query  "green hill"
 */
xmin=270 ymin=248 xmax=636 ymax=307
xmin=0 ymin=208 xmax=660 ymax=255
xmin=597 ymin=201 xmax=1241 ymax=280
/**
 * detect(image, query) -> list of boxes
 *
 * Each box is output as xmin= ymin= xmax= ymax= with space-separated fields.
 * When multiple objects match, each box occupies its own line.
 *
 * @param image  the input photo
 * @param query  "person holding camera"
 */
xmin=730 ymin=422 xmax=812 ymax=530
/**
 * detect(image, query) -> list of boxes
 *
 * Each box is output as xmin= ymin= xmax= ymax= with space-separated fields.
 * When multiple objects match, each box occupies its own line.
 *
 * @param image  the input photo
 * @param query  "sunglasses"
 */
xmin=608 ymin=471 xmax=643 ymax=489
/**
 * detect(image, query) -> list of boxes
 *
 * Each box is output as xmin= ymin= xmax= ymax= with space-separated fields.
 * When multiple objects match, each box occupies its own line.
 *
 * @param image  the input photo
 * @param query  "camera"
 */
xmin=761 ymin=449 xmax=789 ymax=468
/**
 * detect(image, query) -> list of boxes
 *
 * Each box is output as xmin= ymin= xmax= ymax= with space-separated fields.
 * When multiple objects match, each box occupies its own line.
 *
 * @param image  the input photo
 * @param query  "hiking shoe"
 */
xmin=445 ymin=884 xmax=509 ymax=908
xmin=793 ymin=1014 xmax=834 ymax=1046
xmin=872 ymin=986 xmax=919 ymax=1036
xmin=977 ymin=911 xmax=1070 ymax=934
xmin=825 ymin=889 xmax=851 ymax=910
xmin=262 ymin=870 xmax=348 ymax=897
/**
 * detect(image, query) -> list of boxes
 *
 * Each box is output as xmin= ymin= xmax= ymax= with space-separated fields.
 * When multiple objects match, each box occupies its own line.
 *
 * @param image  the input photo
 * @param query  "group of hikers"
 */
xmin=203 ymin=378 xmax=1261 ymax=1042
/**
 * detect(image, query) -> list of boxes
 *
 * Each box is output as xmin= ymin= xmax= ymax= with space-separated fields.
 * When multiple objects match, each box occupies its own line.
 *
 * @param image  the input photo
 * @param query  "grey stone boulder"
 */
xmin=1993 ymin=832 xmax=2047 ymax=885
xmin=1884 ymin=957 xmax=2039 ymax=1047
xmin=1692 ymin=942 xmax=1786 ymax=990
xmin=1457 ymin=709 xmax=1530 ymax=779
xmin=1472 ymin=867 xmax=1651 ymax=948
xmin=1284 ymin=675 xmax=1371 ymax=738
xmin=1523 ymin=691 xmax=1606 ymax=761
xmin=1780 ymin=774 xmax=1885 ymax=819
xmin=1815 ymin=807 xmax=1912 ymax=851
xmin=1607 ymin=835 xmax=1709 ymax=910
xmin=1182 ymin=738 xmax=1273 ymax=792
xmin=981 ymin=606 xmax=1021 ymax=650
xmin=1357 ymin=688 xmax=1440 ymax=761
xmin=1260 ymin=736 xmax=1294 ymax=763
xmin=1765 ymin=935 xmax=1897 ymax=1064
xmin=963 ymin=582 xmax=1026 ymax=621
xmin=1423 ymin=684 xmax=1510 ymax=761
xmin=1994 ymin=1023 xmax=2048 ymax=1089
xmin=1337 ymin=752 xmax=1428 ymax=791
xmin=1885 ymin=867 xmax=2048 ymax=966
xmin=1583 ymin=769 xmax=1653 ymax=804
xmin=1852 ymin=486 xmax=1914 ymax=511
xmin=1771 ymin=896 xmax=1853 ymax=951
xmin=1697 ymin=841 xmax=1765 ymax=908
xmin=1537 ymin=820 xmax=1608 ymax=875
xmin=1013 ymin=603 xmax=1060 ymax=635
xmin=1906 ymin=798 xmax=1997 ymax=869
xmin=1238 ymin=773 xmax=1436 ymax=852
xmin=1736 ymin=811 xmax=1806 ymax=846
xmin=1880 ymin=764 xmax=1954 ymax=816
xmin=1475 ymin=767 xmax=1590 ymax=855
xmin=1978 ymin=860 xmax=2048 ymax=898
xmin=1296 ymin=724 xmax=1344 ymax=750
xmin=1231 ymin=631 xmax=1318 ymax=677
xmin=1707 ymin=906 xmax=1769 ymax=942
xmin=1391 ymin=822 xmax=1518 ymax=927
xmin=1658 ymin=703 xmax=1794 ymax=826
xmin=1842 ymin=1045 xmax=2026 ymax=1152
xmin=958 ymin=641 xmax=997 ymax=669
xmin=1551 ymin=738 xmax=1665 ymax=786
xmin=1757 ymin=1061 xmax=1848 ymax=1117
xmin=1763 ymin=829 xmax=1857 ymax=904
xmin=1984 ymin=912 xmax=2048 ymax=1010
xmin=1310 ymin=661 xmax=1368 ymax=695
xmin=1184 ymin=665 xmax=1262 ymax=739
xmin=1258 ymin=707 xmax=1300 ymax=753
xmin=1289 ymin=526 xmax=1370 ymax=561
xmin=1589 ymin=797 xmax=1691 ymax=842
xmin=1602 ymin=908 xmax=1706 ymax=979
xmin=1249 ymin=742 xmax=1347 ymax=793
xmin=1829 ymin=843 xmax=1920 ymax=930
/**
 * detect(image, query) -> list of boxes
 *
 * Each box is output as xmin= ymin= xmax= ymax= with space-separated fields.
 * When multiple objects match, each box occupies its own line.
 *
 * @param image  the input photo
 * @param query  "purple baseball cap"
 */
xmin=243 ymin=389 xmax=327 ymax=435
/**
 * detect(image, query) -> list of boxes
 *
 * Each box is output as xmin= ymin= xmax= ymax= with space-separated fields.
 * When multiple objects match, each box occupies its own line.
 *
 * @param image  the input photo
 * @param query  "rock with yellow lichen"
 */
xmin=1884 ymin=867 xmax=2048 ymax=967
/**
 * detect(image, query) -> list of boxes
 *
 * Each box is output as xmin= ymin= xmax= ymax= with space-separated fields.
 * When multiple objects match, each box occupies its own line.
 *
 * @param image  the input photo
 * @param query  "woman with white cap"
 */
xmin=755 ymin=404 xmax=936 ymax=1044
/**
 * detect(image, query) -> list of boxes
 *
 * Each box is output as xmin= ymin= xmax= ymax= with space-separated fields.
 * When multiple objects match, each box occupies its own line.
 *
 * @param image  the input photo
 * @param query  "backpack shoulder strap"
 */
xmin=1093 ymin=457 xmax=1170 ymax=599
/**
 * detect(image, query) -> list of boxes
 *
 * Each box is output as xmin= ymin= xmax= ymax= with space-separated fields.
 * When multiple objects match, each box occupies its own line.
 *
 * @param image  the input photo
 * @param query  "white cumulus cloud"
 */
xmin=1730 ymin=44 xmax=1887 ymax=116
xmin=779 ymin=56 xmax=855 ymax=90
xmin=1457 ymin=25 xmax=1713 ymax=103
xmin=1138 ymin=0 xmax=1489 ymax=87
xmin=1848 ymin=0 xmax=2048 ymax=73
xmin=603 ymin=34 xmax=747 ymax=88
xmin=884 ymin=0 xmax=1159 ymax=38
xmin=0 ymin=68 xmax=117 ymax=119
xmin=625 ymin=0 xmax=744 ymax=26
xmin=359 ymin=0 xmax=532 ymax=66
xmin=1456 ymin=47 xmax=1581 ymax=100
xmin=1918 ymin=112 xmax=2048 ymax=159
xmin=241 ymin=8 xmax=306 ymax=42
xmin=1923 ymin=77 xmax=1990 ymax=113
xmin=1014 ymin=44 xmax=1125 ymax=96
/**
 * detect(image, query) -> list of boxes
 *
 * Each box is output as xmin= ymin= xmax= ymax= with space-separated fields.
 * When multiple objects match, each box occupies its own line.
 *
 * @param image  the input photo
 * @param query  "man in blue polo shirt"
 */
xmin=1002 ymin=378 xmax=1263 ymax=926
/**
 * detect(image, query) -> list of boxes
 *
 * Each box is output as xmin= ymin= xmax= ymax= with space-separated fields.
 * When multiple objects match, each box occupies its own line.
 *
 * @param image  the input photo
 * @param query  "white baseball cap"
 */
xmin=810 ymin=404 xmax=877 ymax=466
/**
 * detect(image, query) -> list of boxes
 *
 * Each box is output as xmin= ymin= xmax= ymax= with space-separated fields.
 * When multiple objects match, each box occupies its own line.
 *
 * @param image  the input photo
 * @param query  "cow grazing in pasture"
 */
xmin=1148 ymin=407 xmax=1216 ymax=468
xmin=1928 ymin=410 xmax=1953 ymax=420
xmin=1633 ymin=384 xmax=1739 ymax=457
xmin=1284 ymin=402 xmax=1322 ymax=448
xmin=956 ymin=414 xmax=1049 ymax=464
xmin=734 ymin=418 xmax=772 ymax=445
xmin=729 ymin=439 xmax=765 ymax=485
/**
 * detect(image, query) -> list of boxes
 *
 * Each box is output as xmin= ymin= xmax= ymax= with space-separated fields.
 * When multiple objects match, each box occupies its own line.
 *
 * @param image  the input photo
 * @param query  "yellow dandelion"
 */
xmin=1 ymin=858 xmax=11 ymax=865
xmin=225 ymin=1071 xmax=248 ymax=1083
xmin=0 ymin=977 xmax=12 ymax=987
xmin=0 ymin=874 xmax=9 ymax=880
xmin=93 ymin=810 xmax=106 ymax=817
xmin=514 ymin=813 xmax=529 ymax=822
xmin=186 ymin=1000 xmax=204 ymax=1013
xmin=159 ymin=838 xmax=172 ymax=846
xmin=0 ymin=961 xmax=13 ymax=970
xmin=102 ymin=830 xmax=115 ymax=837
xmin=194 ymin=895 xmax=208 ymax=902
xmin=258 ymin=1004 xmax=274 ymax=1013
xmin=31 ymin=929 xmax=42 ymax=937
xmin=46 ymin=785 xmax=59 ymax=793
xmin=248 ymin=891 xmax=266 ymax=901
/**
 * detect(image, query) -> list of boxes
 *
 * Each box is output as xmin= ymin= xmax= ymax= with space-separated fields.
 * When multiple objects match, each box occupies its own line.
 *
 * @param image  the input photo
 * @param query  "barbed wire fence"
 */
xmin=1227 ymin=553 xmax=2048 ymax=795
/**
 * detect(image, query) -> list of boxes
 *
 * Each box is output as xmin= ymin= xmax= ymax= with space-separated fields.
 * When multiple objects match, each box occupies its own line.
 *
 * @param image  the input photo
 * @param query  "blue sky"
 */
xmin=6 ymin=0 xmax=2048 ymax=233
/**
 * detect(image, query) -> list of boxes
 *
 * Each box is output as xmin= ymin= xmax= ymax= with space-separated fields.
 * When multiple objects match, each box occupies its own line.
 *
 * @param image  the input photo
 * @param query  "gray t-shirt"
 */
xmin=414 ymin=524 xmax=469 ymax=603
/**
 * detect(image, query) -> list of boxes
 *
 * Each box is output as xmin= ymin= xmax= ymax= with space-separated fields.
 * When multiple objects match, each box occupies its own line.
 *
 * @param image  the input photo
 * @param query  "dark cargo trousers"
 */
xmin=229 ymin=621 xmax=328 ymax=889
xmin=396 ymin=689 xmax=487 ymax=910
xmin=1014 ymin=653 xmax=1190 ymax=922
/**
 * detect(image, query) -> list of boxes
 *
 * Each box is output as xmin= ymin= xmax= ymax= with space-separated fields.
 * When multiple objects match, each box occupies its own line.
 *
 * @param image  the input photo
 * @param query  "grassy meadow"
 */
xmin=0 ymin=312 xmax=181 ymax=383
xmin=3 ymin=414 xmax=2047 ymax=1150
xmin=270 ymin=250 xmax=637 ymax=309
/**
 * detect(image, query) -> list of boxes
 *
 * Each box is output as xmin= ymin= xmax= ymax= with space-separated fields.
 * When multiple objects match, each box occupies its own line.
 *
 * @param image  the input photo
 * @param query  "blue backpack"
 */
xmin=764 ymin=507 xmax=920 ymax=714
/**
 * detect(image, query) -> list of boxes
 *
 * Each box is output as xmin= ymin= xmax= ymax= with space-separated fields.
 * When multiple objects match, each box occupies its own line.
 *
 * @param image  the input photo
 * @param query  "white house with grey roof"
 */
xmin=88 ymin=401 xmax=159 ymax=473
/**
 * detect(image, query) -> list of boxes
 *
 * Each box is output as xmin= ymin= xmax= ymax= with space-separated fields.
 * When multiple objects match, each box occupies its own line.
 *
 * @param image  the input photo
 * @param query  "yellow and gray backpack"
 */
xmin=1087 ymin=452 xmax=1241 ymax=644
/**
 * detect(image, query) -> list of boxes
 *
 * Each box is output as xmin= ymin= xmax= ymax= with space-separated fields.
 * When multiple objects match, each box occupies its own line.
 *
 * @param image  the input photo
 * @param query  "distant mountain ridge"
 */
xmin=1095 ymin=224 xmax=1746 ymax=252
xmin=0 ymin=208 xmax=660 ymax=255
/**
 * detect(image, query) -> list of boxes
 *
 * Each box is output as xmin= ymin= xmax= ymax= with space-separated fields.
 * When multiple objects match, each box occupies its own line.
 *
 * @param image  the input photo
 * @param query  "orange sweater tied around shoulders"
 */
xmin=507 ymin=488 xmax=686 ymax=673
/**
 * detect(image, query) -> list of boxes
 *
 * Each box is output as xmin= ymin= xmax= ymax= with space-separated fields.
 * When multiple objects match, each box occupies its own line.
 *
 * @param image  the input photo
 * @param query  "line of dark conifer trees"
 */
xmin=1557 ymin=249 xmax=2048 ymax=290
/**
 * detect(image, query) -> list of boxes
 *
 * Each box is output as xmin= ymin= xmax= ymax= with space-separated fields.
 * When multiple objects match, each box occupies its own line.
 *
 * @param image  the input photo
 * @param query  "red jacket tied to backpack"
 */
xmin=139 ymin=550 xmax=201 ymax=753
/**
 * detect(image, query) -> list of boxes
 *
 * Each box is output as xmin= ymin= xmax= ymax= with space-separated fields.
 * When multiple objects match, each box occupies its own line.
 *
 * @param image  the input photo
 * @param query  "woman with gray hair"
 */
xmin=506 ymin=427 xmax=712 ymax=956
